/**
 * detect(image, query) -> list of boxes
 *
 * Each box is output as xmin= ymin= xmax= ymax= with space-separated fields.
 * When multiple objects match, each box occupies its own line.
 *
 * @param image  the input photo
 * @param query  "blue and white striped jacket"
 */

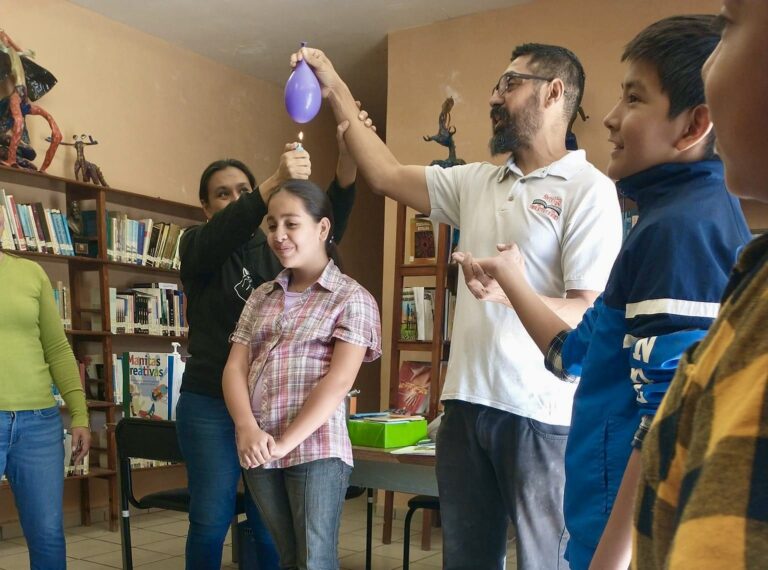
xmin=550 ymin=161 xmax=752 ymax=559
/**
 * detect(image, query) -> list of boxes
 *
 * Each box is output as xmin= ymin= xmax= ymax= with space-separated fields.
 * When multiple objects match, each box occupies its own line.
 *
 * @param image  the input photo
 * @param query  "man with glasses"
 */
xmin=292 ymin=43 xmax=621 ymax=569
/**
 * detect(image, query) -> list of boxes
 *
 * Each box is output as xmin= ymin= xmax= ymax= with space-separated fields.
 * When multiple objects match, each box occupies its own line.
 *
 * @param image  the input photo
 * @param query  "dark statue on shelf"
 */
xmin=68 ymin=199 xmax=84 ymax=237
xmin=0 ymin=29 xmax=61 ymax=171
xmin=423 ymin=97 xmax=465 ymax=168
xmin=51 ymin=134 xmax=109 ymax=187
xmin=66 ymin=198 xmax=95 ymax=257
xmin=565 ymin=106 xmax=589 ymax=151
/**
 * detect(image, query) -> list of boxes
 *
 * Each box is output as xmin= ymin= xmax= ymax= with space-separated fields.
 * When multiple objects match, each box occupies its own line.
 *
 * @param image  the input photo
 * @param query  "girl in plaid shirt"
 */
xmin=223 ymin=179 xmax=381 ymax=569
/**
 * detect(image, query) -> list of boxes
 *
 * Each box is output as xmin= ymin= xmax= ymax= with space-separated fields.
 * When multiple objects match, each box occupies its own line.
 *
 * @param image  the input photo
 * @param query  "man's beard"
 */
xmin=489 ymin=93 xmax=542 ymax=157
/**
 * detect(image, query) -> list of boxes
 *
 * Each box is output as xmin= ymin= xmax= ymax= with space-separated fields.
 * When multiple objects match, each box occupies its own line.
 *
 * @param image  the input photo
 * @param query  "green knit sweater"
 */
xmin=0 ymin=254 xmax=88 ymax=427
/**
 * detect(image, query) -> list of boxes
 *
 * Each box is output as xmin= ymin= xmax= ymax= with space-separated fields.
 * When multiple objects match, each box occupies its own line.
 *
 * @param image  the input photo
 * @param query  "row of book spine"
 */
xmin=1 ymin=189 xmax=75 ymax=255
xmin=109 ymin=284 xmax=187 ymax=337
xmin=100 ymin=212 xmax=184 ymax=270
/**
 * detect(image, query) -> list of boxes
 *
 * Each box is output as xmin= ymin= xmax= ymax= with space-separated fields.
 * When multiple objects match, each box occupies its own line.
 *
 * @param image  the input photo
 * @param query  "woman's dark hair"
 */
xmin=268 ymin=179 xmax=343 ymax=271
xmin=198 ymin=159 xmax=256 ymax=203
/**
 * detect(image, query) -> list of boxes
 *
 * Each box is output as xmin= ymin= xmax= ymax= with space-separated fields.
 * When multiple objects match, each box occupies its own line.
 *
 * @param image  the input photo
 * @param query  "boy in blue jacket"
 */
xmin=453 ymin=15 xmax=752 ymax=569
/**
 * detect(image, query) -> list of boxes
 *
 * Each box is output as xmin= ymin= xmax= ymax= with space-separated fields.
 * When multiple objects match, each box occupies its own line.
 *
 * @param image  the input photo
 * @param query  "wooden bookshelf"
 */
xmin=389 ymin=203 xmax=452 ymax=421
xmin=0 ymin=165 xmax=203 ymax=531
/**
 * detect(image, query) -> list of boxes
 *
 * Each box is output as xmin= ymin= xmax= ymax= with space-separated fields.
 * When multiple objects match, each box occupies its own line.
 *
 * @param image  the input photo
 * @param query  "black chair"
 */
xmin=402 ymin=495 xmax=440 ymax=570
xmin=116 ymin=418 xmax=245 ymax=569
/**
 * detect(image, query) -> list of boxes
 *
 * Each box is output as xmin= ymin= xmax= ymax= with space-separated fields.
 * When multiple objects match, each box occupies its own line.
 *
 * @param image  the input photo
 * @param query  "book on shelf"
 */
xmin=400 ymin=287 xmax=417 ymax=341
xmin=51 ymin=280 xmax=72 ymax=329
xmin=409 ymin=214 xmax=436 ymax=264
xmin=121 ymin=349 xmax=185 ymax=419
xmin=412 ymin=287 xmax=436 ymax=342
xmin=395 ymin=361 xmax=431 ymax=415
xmin=112 ymin=353 xmax=124 ymax=405
xmin=400 ymin=286 xmax=436 ymax=342
xmin=0 ymin=189 xmax=75 ymax=255
xmin=109 ymin=284 xmax=187 ymax=337
xmin=122 ymin=352 xmax=171 ymax=420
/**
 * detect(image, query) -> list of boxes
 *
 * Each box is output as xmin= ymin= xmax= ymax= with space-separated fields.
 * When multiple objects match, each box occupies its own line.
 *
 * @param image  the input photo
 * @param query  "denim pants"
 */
xmin=176 ymin=391 xmax=279 ymax=570
xmin=436 ymin=401 xmax=570 ymax=570
xmin=244 ymin=458 xmax=351 ymax=570
xmin=0 ymin=407 xmax=65 ymax=570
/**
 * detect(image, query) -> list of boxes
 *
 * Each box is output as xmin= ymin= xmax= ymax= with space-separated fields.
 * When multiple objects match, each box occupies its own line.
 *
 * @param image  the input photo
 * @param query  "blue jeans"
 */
xmin=176 ymin=391 xmax=279 ymax=570
xmin=436 ymin=401 xmax=570 ymax=570
xmin=0 ymin=407 xmax=65 ymax=570
xmin=244 ymin=458 xmax=351 ymax=570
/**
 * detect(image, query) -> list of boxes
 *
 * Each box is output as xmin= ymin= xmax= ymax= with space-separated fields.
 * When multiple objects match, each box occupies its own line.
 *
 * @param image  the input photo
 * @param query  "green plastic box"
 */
xmin=347 ymin=419 xmax=428 ymax=449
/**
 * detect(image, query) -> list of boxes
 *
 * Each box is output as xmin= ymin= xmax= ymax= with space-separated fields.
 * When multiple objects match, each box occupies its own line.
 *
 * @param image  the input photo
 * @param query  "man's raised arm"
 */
xmin=291 ymin=47 xmax=431 ymax=214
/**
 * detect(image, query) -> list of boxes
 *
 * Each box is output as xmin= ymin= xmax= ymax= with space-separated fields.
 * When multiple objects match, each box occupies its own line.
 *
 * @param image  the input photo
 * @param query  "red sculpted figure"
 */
xmin=0 ymin=29 xmax=61 ymax=171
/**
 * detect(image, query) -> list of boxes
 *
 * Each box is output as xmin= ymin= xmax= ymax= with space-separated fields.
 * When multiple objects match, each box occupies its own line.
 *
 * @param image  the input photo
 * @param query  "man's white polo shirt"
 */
xmin=426 ymin=150 xmax=622 ymax=425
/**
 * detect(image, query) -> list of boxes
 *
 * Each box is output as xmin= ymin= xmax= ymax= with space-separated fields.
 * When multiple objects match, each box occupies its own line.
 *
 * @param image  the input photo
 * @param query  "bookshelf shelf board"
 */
xmin=113 ymin=333 xmax=187 ymax=342
xmin=106 ymin=259 xmax=181 ymax=276
xmin=3 ymin=249 xmax=103 ymax=266
xmin=87 ymin=400 xmax=121 ymax=410
xmin=0 ymin=467 xmax=116 ymax=489
xmin=396 ymin=341 xmax=435 ymax=352
xmin=60 ymin=401 xmax=121 ymax=411
xmin=67 ymin=330 xmax=110 ymax=338
xmin=399 ymin=264 xmax=438 ymax=277
xmin=0 ymin=163 xmax=83 ymax=195
xmin=133 ymin=462 xmax=185 ymax=473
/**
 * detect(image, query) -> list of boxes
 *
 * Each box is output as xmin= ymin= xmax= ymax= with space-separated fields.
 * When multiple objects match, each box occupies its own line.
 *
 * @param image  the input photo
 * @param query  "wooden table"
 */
xmin=350 ymin=446 xmax=438 ymax=570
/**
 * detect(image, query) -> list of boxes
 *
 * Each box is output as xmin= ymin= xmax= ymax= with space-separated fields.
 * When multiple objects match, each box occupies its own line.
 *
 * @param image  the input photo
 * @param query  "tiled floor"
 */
xmin=0 ymin=494 xmax=517 ymax=569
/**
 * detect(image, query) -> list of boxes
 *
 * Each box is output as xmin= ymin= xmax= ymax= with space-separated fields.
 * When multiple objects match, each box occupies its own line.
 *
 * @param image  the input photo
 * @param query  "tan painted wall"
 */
xmin=5 ymin=0 xmax=346 ymax=198
xmin=379 ymin=0 xmax=752 ymax=407
xmin=0 ymin=0 xmax=383 ymax=524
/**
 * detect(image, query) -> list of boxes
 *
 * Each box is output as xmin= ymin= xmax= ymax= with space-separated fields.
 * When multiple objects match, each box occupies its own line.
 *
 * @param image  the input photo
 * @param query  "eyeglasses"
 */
xmin=492 ymin=71 xmax=554 ymax=96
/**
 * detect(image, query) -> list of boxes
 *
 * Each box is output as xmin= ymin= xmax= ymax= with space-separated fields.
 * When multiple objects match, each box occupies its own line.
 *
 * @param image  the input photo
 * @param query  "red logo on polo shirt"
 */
xmin=529 ymin=194 xmax=562 ymax=221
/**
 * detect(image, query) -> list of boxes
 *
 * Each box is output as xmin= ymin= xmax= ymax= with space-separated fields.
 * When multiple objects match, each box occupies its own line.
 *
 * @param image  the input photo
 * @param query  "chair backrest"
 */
xmin=115 ymin=418 xmax=185 ymax=463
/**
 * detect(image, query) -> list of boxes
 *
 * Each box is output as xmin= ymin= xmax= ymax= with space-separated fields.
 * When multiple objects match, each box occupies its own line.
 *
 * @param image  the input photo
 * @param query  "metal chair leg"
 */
xmin=403 ymin=507 xmax=417 ymax=570
xmin=119 ymin=503 xmax=133 ymax=569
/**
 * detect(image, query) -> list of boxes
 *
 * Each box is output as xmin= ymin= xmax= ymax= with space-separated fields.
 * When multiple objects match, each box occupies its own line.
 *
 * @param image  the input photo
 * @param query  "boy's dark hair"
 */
xmin=511 ymin=43 xmax=585 ymax=126
xmin=268 ymin=179 xmax=343 ymax=271
xmin=198 ymin=158 xmax=256 ymax=203
xmin=622 ymin=15 xmax=721 ymax=159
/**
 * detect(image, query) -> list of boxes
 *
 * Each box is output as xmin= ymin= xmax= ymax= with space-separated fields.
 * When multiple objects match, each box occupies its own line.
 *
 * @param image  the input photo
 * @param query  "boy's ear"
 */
xmin=675 ymin=104 xmax=713 ymax=153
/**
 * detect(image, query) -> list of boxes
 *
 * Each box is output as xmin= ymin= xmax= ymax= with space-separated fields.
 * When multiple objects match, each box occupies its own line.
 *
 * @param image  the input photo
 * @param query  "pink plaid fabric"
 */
xmin=230 ymin=261 xmax=381 ymax=468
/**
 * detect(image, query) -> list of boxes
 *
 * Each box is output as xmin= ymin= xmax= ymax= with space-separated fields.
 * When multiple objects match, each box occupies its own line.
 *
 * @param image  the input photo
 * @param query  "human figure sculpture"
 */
xmin=53 ymin=134 xmax=109 ymax=187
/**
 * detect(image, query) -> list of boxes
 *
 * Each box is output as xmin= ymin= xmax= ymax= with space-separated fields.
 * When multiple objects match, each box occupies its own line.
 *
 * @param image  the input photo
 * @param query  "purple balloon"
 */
xmin=285 ymin=52 xmax=322 ymax=124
